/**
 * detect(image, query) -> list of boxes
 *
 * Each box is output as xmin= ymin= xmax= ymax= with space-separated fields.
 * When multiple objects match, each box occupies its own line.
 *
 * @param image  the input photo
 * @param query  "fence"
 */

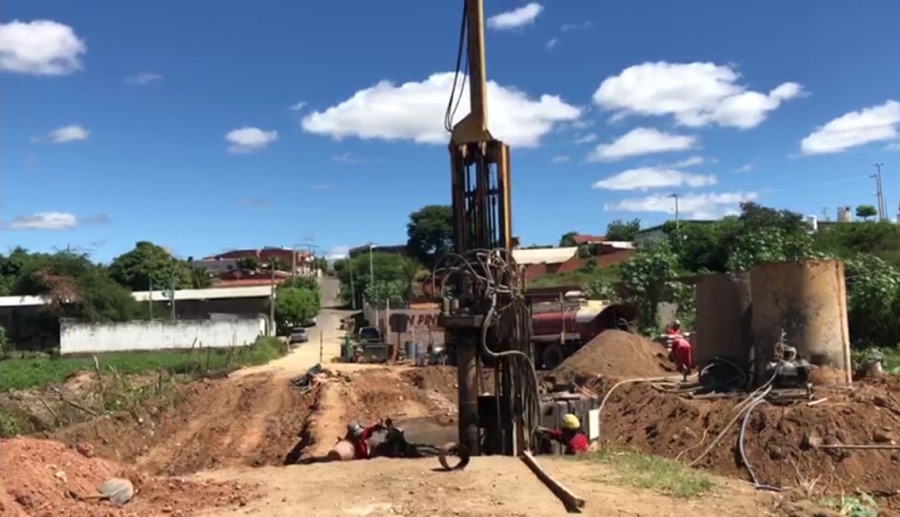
xmin=59 ymin=317 xmax=267 ymax=354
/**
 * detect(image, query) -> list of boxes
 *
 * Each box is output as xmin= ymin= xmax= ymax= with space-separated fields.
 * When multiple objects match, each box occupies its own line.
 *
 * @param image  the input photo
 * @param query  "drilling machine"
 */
xmin=435 ymin=0 xmax=541 ymax=458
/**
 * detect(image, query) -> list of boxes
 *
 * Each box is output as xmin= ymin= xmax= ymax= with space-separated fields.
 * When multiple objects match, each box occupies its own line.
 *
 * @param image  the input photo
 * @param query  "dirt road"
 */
xmin=197 ymin=456 xmax=776 ymax=517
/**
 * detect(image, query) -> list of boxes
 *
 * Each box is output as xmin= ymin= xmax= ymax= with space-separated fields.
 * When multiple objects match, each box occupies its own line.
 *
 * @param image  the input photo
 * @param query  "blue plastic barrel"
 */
xmin=415 ymin=342 xmax=427 ymax=366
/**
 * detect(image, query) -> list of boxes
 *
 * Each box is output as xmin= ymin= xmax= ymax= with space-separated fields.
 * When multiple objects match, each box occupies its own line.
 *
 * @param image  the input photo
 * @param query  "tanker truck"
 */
xmin=531 ymin=299 xmax=639 ymax=369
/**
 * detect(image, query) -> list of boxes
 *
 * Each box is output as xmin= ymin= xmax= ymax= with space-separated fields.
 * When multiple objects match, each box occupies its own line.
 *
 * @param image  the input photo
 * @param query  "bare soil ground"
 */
xmin=196 ymin=455 xmax=778 ymax=517
xmin=12 ymin=320 xmax=897 ymax=517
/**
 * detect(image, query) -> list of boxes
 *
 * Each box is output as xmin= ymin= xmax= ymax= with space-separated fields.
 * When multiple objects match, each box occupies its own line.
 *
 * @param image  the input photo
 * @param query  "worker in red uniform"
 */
xmin=666 ymin=320 xmax=693 ymax=380
xmin=346 ymin=420 xmax=385 ymax=460
xmin=538 ymin=414 xmax=590 ymax=455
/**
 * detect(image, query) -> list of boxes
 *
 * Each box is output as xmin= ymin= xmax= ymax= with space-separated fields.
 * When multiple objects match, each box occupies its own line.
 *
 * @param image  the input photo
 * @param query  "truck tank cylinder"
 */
xmin=327 ymin=440 xmax=356 ymax=461
xmin=749 ymin=260 xmax=852 ymax=386
xmin=694 ymin=273 xmax=752 ymax=368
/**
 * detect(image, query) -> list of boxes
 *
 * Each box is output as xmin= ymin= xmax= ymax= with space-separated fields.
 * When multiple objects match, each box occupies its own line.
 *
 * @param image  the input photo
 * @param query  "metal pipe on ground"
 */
xmin=520 ymin=451 xmax=585 ymax=513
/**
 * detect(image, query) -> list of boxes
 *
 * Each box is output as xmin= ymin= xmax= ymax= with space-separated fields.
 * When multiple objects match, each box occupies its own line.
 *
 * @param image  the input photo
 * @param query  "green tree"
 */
xmin=559 ymin=231 xmax=578 ymax=247
xmin=14 ymin=251 xmax=138 ymax=322
xmin=619 ymin=240 xmax=690 ymax=331
xmin=814 ymin=220 xmax=900 ymax=267
xmin=365 ymin=279 xmax=406 ymax=306
xmin=605 ymin=218 xmax=641 ymax=242
xmin=282 ymin=275 xmax=320 ymax=292
xmin=237 ymin=256 xmax=259 ymax=270
xmin=855 ymin=204 xmax=878 ymax=221
xmin=275 ymin=286 xmax=320 ymax=328
xmin=406 ymin=205 xmax=453 ymax=266
xmin=109 ymin=241 xmax=189 ymax=292
xmin=335 ymin=252 xmax=408 ymax=307
xmin=845 ymin=256 xmax=900 ymax=348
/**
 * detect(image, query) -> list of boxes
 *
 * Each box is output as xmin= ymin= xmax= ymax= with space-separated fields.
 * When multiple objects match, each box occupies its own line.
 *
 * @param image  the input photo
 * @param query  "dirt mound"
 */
xmin=0 ymin=437 xmax=252 ymax=517
xmin=54 ymin=373 xmax=320 ymax=476
xmin=551 ymin=330 xmax=672 ymax=381
xmin=589 ymin=375 xmax=900 ymax=510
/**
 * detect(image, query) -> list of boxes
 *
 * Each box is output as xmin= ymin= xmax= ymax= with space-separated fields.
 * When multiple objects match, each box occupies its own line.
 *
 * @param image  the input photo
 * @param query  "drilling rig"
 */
xmin=435 ymin=0 xmax=541 ymax=458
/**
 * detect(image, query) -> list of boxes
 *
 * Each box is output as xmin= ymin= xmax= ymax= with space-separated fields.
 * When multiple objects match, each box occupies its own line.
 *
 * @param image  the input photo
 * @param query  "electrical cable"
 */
xmin=444 ymin=1 xmax=468 ymax=133
xmin=433 ymin=248 xmax=541 ymax=451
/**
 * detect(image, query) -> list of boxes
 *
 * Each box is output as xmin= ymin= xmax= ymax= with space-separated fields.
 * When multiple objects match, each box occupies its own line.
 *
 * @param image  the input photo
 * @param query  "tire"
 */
xmin=542 ymin=343 xmax=566 ymax=370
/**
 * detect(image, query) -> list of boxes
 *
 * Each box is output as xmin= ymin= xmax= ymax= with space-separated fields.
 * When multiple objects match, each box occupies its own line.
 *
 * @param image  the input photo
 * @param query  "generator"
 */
xmin=765 ymin=358 xmax=812 ymax=389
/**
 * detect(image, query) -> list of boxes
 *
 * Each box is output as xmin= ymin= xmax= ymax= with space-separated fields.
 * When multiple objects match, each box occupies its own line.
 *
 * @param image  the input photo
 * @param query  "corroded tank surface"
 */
xmin=327 ymin=440 xmax=356 ymax=461
xmin=749 ymin=260 xmax=851 ymax=385
xmin=695 ymin=273 xmax=752 ymax=368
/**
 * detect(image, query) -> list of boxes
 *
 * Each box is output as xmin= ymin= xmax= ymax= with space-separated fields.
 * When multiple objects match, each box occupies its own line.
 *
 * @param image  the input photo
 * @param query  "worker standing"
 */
xmin=346 ymin=420 xmax=385 ymax=460
xmin=538 ymin=414 xmax=589 ymax=455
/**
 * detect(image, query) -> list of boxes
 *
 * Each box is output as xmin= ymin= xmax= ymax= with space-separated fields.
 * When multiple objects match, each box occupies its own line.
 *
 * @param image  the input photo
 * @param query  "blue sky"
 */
xmin=2 ymin=1 xmax=899 ymax=262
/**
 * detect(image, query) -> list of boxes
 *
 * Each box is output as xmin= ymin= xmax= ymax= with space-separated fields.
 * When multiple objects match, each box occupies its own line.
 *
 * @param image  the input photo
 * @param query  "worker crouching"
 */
xmin=666 ymin=321 xmax=694 ymax=380
xmin=538 ymin=414 xmax=589 ymax=455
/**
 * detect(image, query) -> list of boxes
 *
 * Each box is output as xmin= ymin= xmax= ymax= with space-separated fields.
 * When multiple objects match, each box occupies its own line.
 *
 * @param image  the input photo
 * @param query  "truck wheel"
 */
xmin=542 ymin=344 xmax=565 ymax=370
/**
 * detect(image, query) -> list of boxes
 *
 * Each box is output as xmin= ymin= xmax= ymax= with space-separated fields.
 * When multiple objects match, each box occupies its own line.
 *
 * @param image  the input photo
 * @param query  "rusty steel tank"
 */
xmin=531 ymin=303 xmax=639 ymax=342
xmin=694 ymin=272 xmax=752 ymax=368
xmin=749 ymin=260 xmax=852 ymax=385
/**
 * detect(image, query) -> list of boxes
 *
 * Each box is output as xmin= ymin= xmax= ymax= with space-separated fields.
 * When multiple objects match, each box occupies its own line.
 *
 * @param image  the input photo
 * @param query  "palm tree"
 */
xmin=399 ymin=257 xmax=424 ymax=303
xmin=189 ymin=267 xmax=214 ymax=289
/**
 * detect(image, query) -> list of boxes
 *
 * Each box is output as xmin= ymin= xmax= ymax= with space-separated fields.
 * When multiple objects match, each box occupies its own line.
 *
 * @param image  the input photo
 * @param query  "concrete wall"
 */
xmin=60 ymin=317 xmax=267 ymax=354
xmin=364 ymin=304 xmax=445 ymax=349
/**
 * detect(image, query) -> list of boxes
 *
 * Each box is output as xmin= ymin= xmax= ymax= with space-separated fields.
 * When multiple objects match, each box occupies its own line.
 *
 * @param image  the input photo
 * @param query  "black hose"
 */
xmin=739 ymin=397 xmax=767 ymax=487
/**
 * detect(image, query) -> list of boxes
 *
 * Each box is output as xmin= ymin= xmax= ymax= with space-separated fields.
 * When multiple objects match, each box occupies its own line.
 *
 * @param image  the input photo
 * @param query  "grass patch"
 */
xmin=884 ymin=348 xmax=900 ymax=372
xmin=0 ymin=336 xmax=285 ymax=392
xmin=579 ymin=446 xmax=714 ymax=498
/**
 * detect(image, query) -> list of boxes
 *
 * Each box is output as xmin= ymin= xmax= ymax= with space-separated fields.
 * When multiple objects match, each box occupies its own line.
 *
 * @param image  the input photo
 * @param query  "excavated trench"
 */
xmin=48 ymin=366 xmax=467 ymax=477
xmin=52 ymin=373 xmax=323 ymax=476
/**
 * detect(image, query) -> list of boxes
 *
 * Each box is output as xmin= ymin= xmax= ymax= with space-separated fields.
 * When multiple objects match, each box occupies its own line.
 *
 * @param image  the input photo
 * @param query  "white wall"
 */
xmin=60 ymin=318 xmax=266 ymax=354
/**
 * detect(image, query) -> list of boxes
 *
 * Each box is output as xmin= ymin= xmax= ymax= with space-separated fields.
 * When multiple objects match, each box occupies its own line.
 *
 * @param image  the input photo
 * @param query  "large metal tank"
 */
xmin=694 ymin=272 xmax=752 ymax=368
xmin=749 ymin=260 xmax=852 ymax=385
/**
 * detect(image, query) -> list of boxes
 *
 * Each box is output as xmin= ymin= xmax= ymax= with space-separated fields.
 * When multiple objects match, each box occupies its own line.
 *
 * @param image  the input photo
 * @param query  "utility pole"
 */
xmin=269 ymin=262 xmax=276 ymax=336
xmin=292 ymin=244 xmax=298 ymax=280
xmin=669 ymin=193 xmax=680 ymax=233
xmin=169 ymin=271 xmax=176 ymax=321
xmin=349 ymin=259 xmax=356 ymax=310
xmin=149 ymin=276 xmax=154 ymax=320
xmin=820 ymin=207 xmax=830 ymax=222
xmin=874 ymin=163 xmax=886 ymax=221
xmin=368 ymin=243 xmax=378 ymax=327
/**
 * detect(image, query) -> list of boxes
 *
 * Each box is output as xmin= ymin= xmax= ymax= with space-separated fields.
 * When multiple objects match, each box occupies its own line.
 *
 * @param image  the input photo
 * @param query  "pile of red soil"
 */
xmin=551 ymin=330 xmax=672 ymax=381
xmin=0 ymin=437 xmax=253 ymax=517
xmin=589 ymin=375 xmax=900 ymax=510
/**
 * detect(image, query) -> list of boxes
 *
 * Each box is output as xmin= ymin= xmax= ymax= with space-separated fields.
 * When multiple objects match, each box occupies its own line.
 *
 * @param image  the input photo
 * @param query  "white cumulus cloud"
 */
xmin=34 ymin=125 xmax=89 ymax=143
xmin=593 ymin=167 xmax=717 ymax=191
xmin=301 ymin=72 xmax=581 ymax=148
xmin=552 ymin=155 xmax=570 ymax=163
xmin=125 ymin=72 xmax=162 ymax=85
xmin=605 ymin=191 xmax=757 ymax=219
xmin=587 ymin=127 xmax=696 ymax=162
xmin=0 ymin=20 xmax=86 ymax=75
xmin=7 ymin=211 xmax=108 ymax=230
xmin=225 ymin=127 xmax=279 ymax=153
xmin=288 ymin=101 xmax=307 ymax=111
xmin=326 ymin=246 xmax=350 ymax=261
xmin=593 ymin=62 xmax=803 ymax=129
xmin=800 ymin=100 xmax=900 ymax=155
xmin=487 ymin=3 xmax=544 ymax=30
xmin=575 ymin=133 xmax=598 ymax=145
